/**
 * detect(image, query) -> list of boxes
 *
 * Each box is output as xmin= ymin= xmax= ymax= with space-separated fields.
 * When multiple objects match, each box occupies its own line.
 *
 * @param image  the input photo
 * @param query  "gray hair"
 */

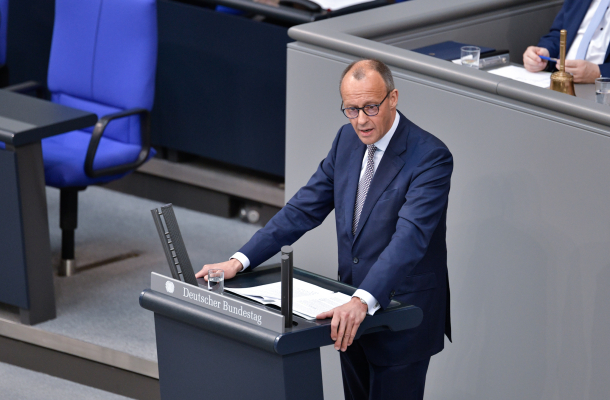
xmin=340 ymin=59 xmax=395 ymax=93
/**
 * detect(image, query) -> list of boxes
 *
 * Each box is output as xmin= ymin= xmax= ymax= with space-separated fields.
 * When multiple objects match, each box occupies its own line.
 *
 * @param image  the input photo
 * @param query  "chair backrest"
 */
xmin=47 ymin=0 xmax=157 ymax=145
xmin=0 ymin=0 xmax=8 ymax=66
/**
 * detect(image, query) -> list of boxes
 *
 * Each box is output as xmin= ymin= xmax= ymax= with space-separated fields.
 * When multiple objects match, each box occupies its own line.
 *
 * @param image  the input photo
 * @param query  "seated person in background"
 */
xmin=524 ymin=0 xmax=610 ymax=83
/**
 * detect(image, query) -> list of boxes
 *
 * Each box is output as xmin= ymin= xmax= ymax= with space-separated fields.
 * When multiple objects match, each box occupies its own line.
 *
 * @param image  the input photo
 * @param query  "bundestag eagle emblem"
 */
xmin=165 ymin=281 xmax=175 ymax=293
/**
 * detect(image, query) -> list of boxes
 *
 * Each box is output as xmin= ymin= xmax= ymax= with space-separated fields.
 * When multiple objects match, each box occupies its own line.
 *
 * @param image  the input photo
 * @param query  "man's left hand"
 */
xmin=563 ymin=60 xmax=600 ymax=83
xmin=316 ymin=297 xmax=367 ymax=352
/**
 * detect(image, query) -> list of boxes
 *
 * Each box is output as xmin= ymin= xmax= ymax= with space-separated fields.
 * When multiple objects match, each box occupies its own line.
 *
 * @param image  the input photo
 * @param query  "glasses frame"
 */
xmin=341 ymin=90 xmax=392 ymax=119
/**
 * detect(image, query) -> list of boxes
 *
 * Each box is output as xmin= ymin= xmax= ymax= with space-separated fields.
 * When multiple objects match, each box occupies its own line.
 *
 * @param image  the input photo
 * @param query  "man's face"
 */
xmin=340 ymin=70 xmax=398 ymax=145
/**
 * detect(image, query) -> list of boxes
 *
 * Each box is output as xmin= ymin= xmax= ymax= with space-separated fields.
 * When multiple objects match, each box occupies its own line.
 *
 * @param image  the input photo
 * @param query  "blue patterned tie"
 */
xmin=576 ymin=0 xmax=610 ymax=60
xmin=353 ymin=144 xmax=377 ymax=235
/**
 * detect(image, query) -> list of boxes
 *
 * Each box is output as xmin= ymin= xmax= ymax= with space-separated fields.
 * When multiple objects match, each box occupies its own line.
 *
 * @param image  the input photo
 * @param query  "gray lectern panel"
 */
xmin=154 ymin=313 xmax=324 ymax=400
xmin=144 ymin=265 xmax=423 ymax=400
xmin=496 ymin=79 xmax=610 ymax=128
xmin=140 ymin=290 xmax=280 ymax=353
xmin=142 ymin=265 xmax=423 ymax=356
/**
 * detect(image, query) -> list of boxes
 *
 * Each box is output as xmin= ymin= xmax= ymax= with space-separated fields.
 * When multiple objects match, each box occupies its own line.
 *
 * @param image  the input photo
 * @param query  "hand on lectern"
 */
xmin=195 ymin=259 xmax=242 ymax=281
xmin=316 ymin=297 xmax=367 ymax=352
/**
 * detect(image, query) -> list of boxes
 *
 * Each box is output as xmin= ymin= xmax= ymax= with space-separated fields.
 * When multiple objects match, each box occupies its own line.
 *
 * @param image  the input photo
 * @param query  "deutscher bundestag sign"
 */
xmin=150 ymin=272 xmax=284 ymax=332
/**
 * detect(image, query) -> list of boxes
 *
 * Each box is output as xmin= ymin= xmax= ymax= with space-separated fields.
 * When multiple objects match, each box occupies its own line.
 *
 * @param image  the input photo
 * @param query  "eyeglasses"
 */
xmin=341 ymin=91 xmax=391 ymax=119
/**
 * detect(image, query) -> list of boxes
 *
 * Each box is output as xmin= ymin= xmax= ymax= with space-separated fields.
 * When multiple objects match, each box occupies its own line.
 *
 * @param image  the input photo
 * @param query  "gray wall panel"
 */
xmin=287 ymin=43 xmax=610 ymax=400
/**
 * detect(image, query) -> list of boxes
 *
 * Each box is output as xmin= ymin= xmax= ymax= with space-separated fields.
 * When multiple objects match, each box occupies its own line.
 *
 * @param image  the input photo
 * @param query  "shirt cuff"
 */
xmin=230 ymin=252 xmax=250 ymax=272
xmin=352 ymin=289 xmax=381 ymax=316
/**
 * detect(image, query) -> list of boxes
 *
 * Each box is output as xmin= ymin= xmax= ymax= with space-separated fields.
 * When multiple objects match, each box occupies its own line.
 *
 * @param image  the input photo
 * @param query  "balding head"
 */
xmin=339 ymin=59 xmax=395 ymax=95
xmin=339 ymin=59 xmax=398 ymax=146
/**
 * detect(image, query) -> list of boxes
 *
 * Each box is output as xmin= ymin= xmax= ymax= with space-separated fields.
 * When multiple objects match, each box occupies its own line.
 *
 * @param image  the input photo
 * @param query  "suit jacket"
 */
xmin=538 ymin=0 xmax=610 ymax=76
xmin=239 ymin=111 xmax=453 ymax=366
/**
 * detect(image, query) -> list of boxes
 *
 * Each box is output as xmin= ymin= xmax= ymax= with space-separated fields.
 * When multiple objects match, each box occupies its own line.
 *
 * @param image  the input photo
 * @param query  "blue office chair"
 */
xmin=42 ymin=0 xmax=157 ymax=275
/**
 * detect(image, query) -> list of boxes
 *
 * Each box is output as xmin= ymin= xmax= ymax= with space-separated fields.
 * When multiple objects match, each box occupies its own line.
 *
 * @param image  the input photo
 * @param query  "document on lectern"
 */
xmin=225 ymin=279 xmax=352 ymax=320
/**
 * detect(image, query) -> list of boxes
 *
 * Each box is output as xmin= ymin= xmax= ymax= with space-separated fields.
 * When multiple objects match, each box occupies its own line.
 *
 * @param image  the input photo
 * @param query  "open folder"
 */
xmin=226 ymin=279 xmax=352 ymax=320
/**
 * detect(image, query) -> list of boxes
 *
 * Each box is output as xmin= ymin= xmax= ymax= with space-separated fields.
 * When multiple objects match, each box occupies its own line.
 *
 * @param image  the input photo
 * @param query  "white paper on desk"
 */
xmin=313 ymin=0 xmax=374 ymax=11
xmin=293 ymin=292 xmax=353 ymax=320
xmin=225 ymin=279 xmax=333 ymax=301
xmin=225 ymin=279 xmax=349 ymax=320
xmin=487 ymin=65 xmax=552 ymax=88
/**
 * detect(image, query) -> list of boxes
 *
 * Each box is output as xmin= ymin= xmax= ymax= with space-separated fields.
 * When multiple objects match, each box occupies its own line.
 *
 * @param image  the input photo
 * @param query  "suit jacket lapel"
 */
xmin=344 ymin=140 xmax=366 ymax=240
xmin=353 ymin=114 xmax=409 ymax=243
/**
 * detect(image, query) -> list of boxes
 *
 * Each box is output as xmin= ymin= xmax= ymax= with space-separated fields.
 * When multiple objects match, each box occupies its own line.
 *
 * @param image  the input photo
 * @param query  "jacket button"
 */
xmin=353 ymin=257 xmax=359 ymax=264
xmin=390 ymin=291 xmax=395 ymax=297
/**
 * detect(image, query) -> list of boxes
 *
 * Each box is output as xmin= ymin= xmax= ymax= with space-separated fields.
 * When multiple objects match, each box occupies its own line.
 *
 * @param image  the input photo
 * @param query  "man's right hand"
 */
xmin=195 ymin=259 xmax=243 ymax=281
xmin=523 ymin=46 xmax=550 ymax=72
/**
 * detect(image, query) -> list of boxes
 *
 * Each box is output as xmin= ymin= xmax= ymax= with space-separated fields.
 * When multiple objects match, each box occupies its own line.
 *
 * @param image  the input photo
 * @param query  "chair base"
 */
xmin=58 ymin=259 xmax=77 ymax=277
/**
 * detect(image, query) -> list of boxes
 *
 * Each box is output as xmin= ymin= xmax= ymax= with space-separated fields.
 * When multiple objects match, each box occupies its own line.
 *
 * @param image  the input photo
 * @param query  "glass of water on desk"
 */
xmin=595 ymin=77 xmax=610 ymax=105
xmin=208 ymin=269 xmax=224 ymax=294
xmin=461 ymin=46 xmax=480 ymax=69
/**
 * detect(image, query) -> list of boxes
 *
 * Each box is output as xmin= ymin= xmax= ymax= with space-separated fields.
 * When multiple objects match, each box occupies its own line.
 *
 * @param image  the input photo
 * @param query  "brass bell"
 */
xmin=550 ymin=29 xmax=575 ymax=96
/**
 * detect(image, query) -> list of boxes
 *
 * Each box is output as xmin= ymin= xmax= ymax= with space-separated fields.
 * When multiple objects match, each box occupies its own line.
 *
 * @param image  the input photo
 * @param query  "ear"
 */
xmin=389 ymin=89 xmax=399 ymax=109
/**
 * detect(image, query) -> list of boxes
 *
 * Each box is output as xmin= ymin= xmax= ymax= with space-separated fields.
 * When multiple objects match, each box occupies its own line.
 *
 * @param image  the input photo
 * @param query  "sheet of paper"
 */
xmin=225 ymin=279 xmax=333 ymax=301
xmin=293 ymin=292 xmax=353 ymax=320
xmin=225 ymin=279 xmax=351 ymax=320
xmin=487 ymin=65 xmax=551 ymax=88
xmin=314 ymin=0 xmax=374 ymax=11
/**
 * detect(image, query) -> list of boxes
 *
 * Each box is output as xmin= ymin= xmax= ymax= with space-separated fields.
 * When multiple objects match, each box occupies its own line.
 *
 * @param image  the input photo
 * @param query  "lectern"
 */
xmin=140 ymin=265 xmax=423 ymax=399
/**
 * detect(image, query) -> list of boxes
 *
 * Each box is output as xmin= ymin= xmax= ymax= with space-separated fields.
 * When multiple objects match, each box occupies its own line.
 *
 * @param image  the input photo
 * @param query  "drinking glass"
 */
xmin=461 ymin=46 xmax=480 ymax=69
xmin=208 ymin=269 xmax=224 ymax=294
xmin=595 ymin=77 xmax=610 ymax=105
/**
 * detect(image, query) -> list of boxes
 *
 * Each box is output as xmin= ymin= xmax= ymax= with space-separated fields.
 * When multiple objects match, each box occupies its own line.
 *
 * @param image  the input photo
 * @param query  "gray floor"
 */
xmin=0 ymin=361 xmax=133 ymax=400
xmin=33 ymin=185 xmax=278 ymax=361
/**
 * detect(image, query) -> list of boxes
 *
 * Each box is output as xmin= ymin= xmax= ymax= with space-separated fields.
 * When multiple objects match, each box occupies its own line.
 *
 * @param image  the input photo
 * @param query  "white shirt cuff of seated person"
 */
xmin=352 ymin=289 xmax=381 ymax=316
xmin=230 ymin=252 xmax=250 ymax=272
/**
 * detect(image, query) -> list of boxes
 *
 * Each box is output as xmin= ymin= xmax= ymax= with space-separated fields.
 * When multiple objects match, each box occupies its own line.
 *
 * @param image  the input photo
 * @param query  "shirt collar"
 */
xmin=373 ymin=112 xmax=399 ymax=152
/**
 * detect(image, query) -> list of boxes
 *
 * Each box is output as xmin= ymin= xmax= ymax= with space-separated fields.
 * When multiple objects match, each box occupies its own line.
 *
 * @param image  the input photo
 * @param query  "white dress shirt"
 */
xmin=232 ymin=112 xmax=401 ymax=316
xmin=566 ymin=0 xmax=610 ymax=64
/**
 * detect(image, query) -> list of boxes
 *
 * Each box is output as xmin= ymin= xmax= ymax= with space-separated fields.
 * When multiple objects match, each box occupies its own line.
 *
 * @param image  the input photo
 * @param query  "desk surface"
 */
xmin=0 ymin=90 xmax=98 ymax=147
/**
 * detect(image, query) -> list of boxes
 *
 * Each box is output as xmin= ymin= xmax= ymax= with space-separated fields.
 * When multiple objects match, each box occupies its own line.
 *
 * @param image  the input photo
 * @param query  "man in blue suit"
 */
xmin=196 ymin=59 xmax=453 ymax=399
xmin=524 ymin=0 xmax=610 ymax=82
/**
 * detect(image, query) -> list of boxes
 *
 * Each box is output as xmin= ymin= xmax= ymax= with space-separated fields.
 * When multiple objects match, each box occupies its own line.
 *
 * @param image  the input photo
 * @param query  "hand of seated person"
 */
xmin=523 ymin=46 xmax=550 ymax=72
xmin=563 ymin=59 xmax=601 ymax=84
xmin=195 ymin=258 xmax=243 ymax=281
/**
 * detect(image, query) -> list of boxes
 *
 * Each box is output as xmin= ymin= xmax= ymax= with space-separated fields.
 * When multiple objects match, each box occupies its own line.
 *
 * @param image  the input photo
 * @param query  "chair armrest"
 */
xmin=84 ymin=108 xmax=152 ymax=178
xmin=3 ymin=81 xmax=46 ymax=98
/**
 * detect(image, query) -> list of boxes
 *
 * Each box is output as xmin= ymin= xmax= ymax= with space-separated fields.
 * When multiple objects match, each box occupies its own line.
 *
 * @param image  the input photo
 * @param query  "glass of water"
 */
xmin=461 ymin=46 xmax=480 ymax=69
xmin=208 ymin=269 xmax=224 ymax=294
xmin=595 ymin=77 xmax=610 ymax=105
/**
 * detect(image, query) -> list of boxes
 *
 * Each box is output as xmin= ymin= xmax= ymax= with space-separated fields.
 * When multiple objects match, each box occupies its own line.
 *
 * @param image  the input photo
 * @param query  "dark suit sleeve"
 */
xmin=358 ymin=146 xmax=453 ymax=309
xmin=537 ymin=5 xmax=564 ymax=60
xmin=599 ymin=63 xmax=610 ymax=77
xmin=237 ymin=128 xmax=342 ymax=268
xmin=540 ymin=0 xmax=610 ymax=76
